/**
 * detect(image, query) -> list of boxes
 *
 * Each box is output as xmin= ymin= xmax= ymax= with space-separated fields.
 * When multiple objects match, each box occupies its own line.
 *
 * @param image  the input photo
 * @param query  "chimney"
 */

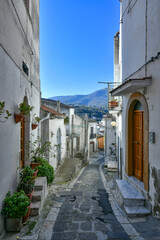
xmin=57 ymin=101 xmax=60 ymax=113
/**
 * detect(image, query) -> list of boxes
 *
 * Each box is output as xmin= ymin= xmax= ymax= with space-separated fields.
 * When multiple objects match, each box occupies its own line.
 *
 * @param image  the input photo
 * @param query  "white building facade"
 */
xmin=111 ymin=0 xmax=160 ymax=218
xmin=0 ymin=0 xmax=40 ymax=235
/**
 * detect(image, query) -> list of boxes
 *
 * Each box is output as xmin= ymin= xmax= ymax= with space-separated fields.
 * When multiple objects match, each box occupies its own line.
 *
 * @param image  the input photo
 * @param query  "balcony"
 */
xmin=90 ymin=133 xmax=96 ymax=139
xmin=108 ymin=82 xmax=122 ymax=113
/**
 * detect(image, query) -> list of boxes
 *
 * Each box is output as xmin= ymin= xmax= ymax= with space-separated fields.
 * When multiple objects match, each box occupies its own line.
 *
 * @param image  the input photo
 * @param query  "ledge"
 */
xmin=110 ymin=77 xmax=152 ymax=96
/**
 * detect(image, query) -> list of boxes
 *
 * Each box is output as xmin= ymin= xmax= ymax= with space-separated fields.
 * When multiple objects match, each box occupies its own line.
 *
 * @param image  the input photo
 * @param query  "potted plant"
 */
xmin=15 ymin=102 xmax=34 ymax=123
xmin=35 ymin=159 xmax=54 ymax=185
xmin=1 ymin=191 xmax=30 ymax=232
xmin=32 ymin=115 xmax=41 ymax=130
xmin=30 ymin=140 xmax=52 ymax=168
xmin=18 ymin=167 xmax=36 ymax=200
xmin=109 ymin=99 xmax=119 ymax=108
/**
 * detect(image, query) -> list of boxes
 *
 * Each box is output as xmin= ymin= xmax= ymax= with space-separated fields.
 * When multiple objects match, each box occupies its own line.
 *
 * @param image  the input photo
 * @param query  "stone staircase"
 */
xmin=30 ymin=177 xmax=48 ymax=217
xmin=116 ymin=179 xmax=151 ymax=217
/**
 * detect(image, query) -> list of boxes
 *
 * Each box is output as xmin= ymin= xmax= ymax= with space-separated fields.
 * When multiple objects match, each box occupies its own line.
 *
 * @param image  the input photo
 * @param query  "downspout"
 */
xmin=38 ymin=113 xmax=51 ymax=139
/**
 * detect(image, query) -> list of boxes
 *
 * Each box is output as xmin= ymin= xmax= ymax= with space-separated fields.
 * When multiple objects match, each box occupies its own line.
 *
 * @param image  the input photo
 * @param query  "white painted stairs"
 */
xmin=30 ymin=177 xmax=48 ymax=217
xmin=116 ymin=179 xmax=151 ymax=217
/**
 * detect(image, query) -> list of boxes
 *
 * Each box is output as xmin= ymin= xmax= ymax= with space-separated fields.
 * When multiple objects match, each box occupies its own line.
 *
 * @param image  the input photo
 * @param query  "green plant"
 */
xmin=26 ymin=221 xmax=36 ymax=235
xmin=0 ymin=101 xmax=11 ymax=122
xmin=18 ymin=167 xmax=35 ymax=194
xmin=30 ymin=140 xmax=52 ymax=162
xmin=35 ymin=160 xmax=54 ymax=185
xmin=64 ymin=116 xmax=69 ymax=124
xmin=1 ymin=191 xmax=30 ymax=218
xmin=32 ymin=113 xmax=41 ymax=124
xmin=18 ymin=102 xmax=34 ymax=116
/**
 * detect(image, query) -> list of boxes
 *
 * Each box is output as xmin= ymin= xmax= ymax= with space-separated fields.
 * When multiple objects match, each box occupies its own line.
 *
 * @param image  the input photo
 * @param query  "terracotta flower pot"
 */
xmin=30 ymin=162 xmax=42 ymax=169
xmin=22 ymin=203 xmax=32 ymax=224
xmin=14 ymin=114 xmax=24 ymax=123
xmin=109 ymin=101 xmax=119 ymax=107
xmin=25 ymin=189 xmax=34 ymax=201
xmin=33 ymin=169 xmax=38 ymax=179
xmin=32 ymin=123 xmax=38 ymax=130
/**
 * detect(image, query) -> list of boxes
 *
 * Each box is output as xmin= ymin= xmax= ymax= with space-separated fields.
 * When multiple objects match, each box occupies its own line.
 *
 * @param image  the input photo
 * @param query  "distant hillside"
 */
xmin=49 ymin=89 xmax=108 ymax=107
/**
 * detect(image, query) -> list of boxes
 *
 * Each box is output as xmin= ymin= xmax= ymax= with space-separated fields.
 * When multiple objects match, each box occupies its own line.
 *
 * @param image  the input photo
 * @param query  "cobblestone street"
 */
xmin=51 ymin=156 xmax=130 ymax=240
xmin=3 ymin=153 xmax=160 ymax=240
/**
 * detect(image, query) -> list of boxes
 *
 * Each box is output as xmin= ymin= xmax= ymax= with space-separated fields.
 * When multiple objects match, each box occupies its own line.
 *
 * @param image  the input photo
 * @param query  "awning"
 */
xmin=110 ymin=77 xmax=152 ymax=96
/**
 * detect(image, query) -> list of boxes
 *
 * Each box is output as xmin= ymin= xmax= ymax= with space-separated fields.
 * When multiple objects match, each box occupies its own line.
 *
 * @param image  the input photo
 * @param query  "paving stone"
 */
xmin=78 ymin=232 xmax=98 ymax=240
xmin=67 ymin=222 xmax=79 ymax=231
xmin=51 ymin=231 xmax=77 ymax=240
xmin=128 ymin=218 xmax=146 ymax=223
xmin=53 ymin=222 xmax=68 ymax=232
xmin=92 ymin=206 xmax=103 ymax=212
xmin=80 ymin=221 xmax=92 ymax=231
xmin=80 ymin=203 xmax=91 ymax=211
xmin=121 ymin=223 xmax=139 ymax=237
xmin=116 ymin=215 xmax=130 ymax=224
xmin=94 ymin=222 xmax=109 ymax=232
xmin=132 ymin=221 xmax=157 ymax=233
xmin=107 ymin=231 xmax=130 ymax=239
xmin=74 ymin=213 xmax=87 ymax=221
xmin=141 ymin=231 xmax=160 ymax=240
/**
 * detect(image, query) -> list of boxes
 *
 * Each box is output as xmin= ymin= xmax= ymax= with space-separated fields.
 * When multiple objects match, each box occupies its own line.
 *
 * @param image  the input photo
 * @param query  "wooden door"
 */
xmin=20 ymin=118 xmax=25 ymax=169
xmin=133 ymin=110 xmax=144 ymax=181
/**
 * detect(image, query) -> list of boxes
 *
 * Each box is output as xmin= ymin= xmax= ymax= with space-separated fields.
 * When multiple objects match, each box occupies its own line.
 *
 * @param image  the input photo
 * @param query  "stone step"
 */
xmin=34 ymin=177 xmax=44 ymax=191
xmin=34 ymin=185 xmax=43 ymax=191
xmin=32 ymin=190 xmax=42 ymax=202
xmin=116 ymin=180 xmax=145 ymax=206
xmin=124 ymin=206 xmax=150 ymax=217
xmin=30 ymin=201 xmax=41 ymax=216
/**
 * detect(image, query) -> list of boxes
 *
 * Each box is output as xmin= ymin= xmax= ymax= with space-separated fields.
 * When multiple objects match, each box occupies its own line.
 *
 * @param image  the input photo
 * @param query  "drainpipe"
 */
xmin=38 ymin=113 xmax=51 ymax=139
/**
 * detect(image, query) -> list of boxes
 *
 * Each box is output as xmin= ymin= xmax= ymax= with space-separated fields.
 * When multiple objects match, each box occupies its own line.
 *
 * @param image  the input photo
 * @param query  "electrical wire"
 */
xmin=121 ymin=0 xmax=138 ymax=22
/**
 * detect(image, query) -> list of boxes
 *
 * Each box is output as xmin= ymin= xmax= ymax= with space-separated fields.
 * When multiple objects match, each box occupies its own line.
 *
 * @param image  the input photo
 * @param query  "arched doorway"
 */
xmin=125 ymin=92 xmax=149 ymax=191
xmin=57 ymin=128 xmax=61 ymax=165
xmin=133 ymin=101 xmax=144 ymax=181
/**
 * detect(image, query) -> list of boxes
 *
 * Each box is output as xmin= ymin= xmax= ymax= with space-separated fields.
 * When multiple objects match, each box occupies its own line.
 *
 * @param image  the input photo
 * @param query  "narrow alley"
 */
xmin=51 ymin=155 xmax=129 ymax=240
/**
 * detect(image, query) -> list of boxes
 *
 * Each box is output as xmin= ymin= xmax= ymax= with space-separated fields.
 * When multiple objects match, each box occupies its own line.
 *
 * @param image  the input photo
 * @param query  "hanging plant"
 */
xmin=18 ymin=102 xmax=34 ymax=116
xmin=0 ymin=101 xmax=11 ymax=123
xmin=32 ymin=114 xmax=41 ymax=130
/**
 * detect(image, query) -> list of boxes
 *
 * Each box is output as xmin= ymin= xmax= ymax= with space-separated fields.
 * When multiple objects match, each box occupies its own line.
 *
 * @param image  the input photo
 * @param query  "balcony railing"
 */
xmin=108 ymin=82 xmax=122 ymax=112
xmin=90 ymin=133 xmax=96 ymax=139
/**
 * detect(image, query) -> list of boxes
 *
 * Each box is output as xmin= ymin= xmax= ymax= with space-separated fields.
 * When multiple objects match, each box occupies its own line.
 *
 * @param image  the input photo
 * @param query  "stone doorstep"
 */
xmin=32 ymin=190 xmax=43 ymax=202
xmin=124 ymin=206 xmax=150 ymax=217
xmin=30 ymin=201 xmax=41 ymax=216
xmin=116 ymin=180 xmax=150 ymax=217
xmin=116 ymin=180 xmax=145 ymax=200
xmin=34 ymin=177 xmax=44 ymax=191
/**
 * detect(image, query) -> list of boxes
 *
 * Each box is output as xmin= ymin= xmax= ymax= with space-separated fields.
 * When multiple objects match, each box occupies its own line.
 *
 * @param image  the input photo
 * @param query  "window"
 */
xmin=22 ymin=61 xmax=29 ymax=76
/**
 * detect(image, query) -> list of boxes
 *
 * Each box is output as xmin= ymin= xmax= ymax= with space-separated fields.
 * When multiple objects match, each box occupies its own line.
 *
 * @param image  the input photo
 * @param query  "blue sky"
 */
xmin=40 ymin=0 xmax=120 ymax=98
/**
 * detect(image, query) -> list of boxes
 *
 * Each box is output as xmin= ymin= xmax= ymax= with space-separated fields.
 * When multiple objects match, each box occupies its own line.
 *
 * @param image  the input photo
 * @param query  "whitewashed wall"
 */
xmin=121 ymin=0 xmax=160 ymax=217
xmin=49 ymin=118 xmax=66 ymax=171
xmin=0 ymin=0 xmax=40 ymax=235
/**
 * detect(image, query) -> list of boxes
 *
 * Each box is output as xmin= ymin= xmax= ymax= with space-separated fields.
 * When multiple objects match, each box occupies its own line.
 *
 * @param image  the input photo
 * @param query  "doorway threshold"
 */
xmin=124 ymin=173 xmax=149 ymax=200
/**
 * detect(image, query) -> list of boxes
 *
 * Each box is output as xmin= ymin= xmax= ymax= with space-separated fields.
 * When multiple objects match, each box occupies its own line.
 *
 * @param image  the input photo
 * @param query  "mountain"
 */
xmin=49 ymin=89 xmax=108 ymax=107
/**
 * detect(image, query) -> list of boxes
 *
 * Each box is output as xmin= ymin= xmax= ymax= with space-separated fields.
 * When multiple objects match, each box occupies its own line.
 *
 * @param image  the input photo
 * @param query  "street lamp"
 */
xmin=111 ymin=121 xmax=116 ymax=127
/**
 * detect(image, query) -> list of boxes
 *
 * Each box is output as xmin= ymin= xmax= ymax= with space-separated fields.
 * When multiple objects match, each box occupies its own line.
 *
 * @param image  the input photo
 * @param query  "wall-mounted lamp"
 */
xmin=111 ymin=121 xmax=116 ymax=127
xmin=51 ymin=131 xmax=54 ymax=137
